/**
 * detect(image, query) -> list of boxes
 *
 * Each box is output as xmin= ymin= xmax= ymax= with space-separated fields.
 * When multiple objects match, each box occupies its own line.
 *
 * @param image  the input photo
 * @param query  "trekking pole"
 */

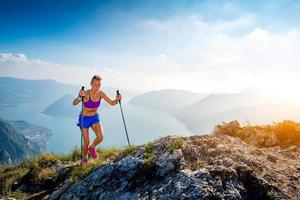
xmin=80 ymin=86 xmax=84 ymax=166
xmin=117 ymin=90 xmax=131 ymax=147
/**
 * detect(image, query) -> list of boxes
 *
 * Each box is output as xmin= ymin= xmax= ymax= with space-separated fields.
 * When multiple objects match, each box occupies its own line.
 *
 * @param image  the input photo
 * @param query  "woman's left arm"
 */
xmin=100 ymin=90 xmax=121 ymax=106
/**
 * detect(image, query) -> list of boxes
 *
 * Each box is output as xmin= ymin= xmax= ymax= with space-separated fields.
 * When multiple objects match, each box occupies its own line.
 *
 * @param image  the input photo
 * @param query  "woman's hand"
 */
xmin=79 ymin=90 xmax=87 ymax=97
xmin=116 ymin=94 xmax=122 ymax=102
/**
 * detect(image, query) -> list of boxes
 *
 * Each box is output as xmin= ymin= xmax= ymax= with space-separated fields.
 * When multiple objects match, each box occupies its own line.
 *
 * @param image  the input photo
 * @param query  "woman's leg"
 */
xmin=90 ymin=122 xmax=104 ymax=148
xmin=81 ymin=128 xmax=89 ymax=157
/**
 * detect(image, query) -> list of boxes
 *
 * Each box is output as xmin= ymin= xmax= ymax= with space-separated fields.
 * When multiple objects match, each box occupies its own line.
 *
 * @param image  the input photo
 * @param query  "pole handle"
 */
xmin=116 ymin=90 xmax=121 ymax=103
xmin=81 ymin=86 xmax=85 ymax=100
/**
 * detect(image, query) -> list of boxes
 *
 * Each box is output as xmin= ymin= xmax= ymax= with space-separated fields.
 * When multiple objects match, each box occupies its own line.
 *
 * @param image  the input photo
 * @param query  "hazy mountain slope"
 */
xmin=180 ymin=103 xmax=300 ymax=133
xmin=129 ymin=89 xmax=207 ymax=113
xmin=0 ymin=77 xmax=78 ymax=110
xmin=172 ymin=92 xmax=274 ymax=132
xmin=0 ymin=118 xmax=51 ymax=164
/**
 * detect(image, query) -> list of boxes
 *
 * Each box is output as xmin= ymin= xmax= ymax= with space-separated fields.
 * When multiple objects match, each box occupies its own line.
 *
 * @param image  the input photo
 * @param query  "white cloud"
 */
xmin=1 ymin=13 xmax=300 ymax=98
xmin=0 ymin=52 xmax=197 ymax=93
xmin=0 ymin=52 xmax=130 ymax=89
xmin=131 ymin=15 xmax=300 ymax=97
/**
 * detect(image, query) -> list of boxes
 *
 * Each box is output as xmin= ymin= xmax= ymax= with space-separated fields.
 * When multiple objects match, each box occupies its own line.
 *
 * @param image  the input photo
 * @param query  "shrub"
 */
xmin=167 ymin=138 xmax=184 ymax=153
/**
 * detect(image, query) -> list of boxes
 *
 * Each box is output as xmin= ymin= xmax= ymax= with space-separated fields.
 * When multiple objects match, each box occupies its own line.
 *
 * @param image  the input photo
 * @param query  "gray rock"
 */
xmin=51 ymin=134 xmax=297 ymax=200
xmin=49 ymin=182 xmax=72 ymax=200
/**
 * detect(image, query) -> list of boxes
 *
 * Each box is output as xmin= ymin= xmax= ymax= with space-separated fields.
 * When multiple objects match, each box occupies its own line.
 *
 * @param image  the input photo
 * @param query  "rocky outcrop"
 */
xmin=214 ymin=120 xmax=300 ymax=147
xmin=57 ymin=134 xmax=299 ymax=200
xmin=2 ymin=121 xmax=300 ymax=199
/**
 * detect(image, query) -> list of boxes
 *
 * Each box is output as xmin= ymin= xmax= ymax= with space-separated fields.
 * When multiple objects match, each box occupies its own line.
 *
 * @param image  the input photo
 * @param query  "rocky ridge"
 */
xmin=1 ymin=121 xmax=300 ymax=200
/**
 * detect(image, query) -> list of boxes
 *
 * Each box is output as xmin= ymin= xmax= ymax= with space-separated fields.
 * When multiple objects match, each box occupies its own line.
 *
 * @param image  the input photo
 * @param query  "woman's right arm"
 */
xmin=73 ymin=90 xmax=86 ymax=105
xmin=72 ymin=96 xmax=81 ymax=105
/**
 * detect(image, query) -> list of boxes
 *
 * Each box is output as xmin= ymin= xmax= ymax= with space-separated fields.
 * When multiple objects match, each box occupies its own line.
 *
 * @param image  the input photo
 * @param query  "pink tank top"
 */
xmin=83 ymin=91 xmax=101 ymax=108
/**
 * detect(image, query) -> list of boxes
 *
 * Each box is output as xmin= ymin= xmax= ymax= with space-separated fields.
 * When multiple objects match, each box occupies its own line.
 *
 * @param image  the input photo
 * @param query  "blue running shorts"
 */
xmin=77 ymin=113 xmax=100 ymax=128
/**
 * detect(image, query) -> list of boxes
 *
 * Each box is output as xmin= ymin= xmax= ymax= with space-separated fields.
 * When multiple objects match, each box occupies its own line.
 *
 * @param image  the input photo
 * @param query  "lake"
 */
xmin=0 ymin=101 xmax=193 ymax=153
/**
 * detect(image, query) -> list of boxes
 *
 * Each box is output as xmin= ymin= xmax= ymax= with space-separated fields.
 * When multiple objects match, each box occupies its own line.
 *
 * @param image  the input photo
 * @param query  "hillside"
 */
xmin=172 ymin=92 xmax=275 ymax=132
xmin=0 ymin=77 xmax=135 ymax=111
xmin=185 ymin=103 xmax=300 ymax=133
xmin=7 ymin=120 xmax=52 ymax=152
xmin=129 ymin=89 xmax=207 ymax=113
xmin=0 ymin=119 xmax=51 ymax=164
xmin=0 ymin=77 xmax=78 ymax=110
xmin=42 ymin=94 xmax=112 ymax=117
xmin=42 ymin=95 xmax=81 ymax=117
xmin=0 ymin=119 xmax=39 ymax=164
xmin=1 ymin=120 xmax=300 ymax=199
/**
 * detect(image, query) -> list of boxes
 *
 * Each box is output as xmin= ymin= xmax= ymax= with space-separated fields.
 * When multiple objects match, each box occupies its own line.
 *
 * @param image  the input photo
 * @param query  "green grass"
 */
xmin=68 ymin=158 xmax=107 ymax=183
xmin=117 ymin=145 xmax=138 ymax=160
xmin=37 ymin=167 xmax=58 ymax=183
xmin=59 ymin=146 xmax=82 ymax=162
xmin=0 ymin=164 xmax=29 ymax=195
xmin=0 ymin=144 xmax=139 ymax=197
xmin=144 ymin=142 xmax=154 ymax=159
xmin=143 ymin=142 xmax=155 ymax=166
xmin=167 ymin=138 xmax=184 ymax=153
xmin=10 ymin=190 xmax=28 ymax=200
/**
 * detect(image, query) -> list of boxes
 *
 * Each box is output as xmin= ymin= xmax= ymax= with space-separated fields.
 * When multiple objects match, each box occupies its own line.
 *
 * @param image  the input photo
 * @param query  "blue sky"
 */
xmin=1 ymin=0 xmax=300 ymax=96
xmin=1 ymin=0 xmax=299 ymax=60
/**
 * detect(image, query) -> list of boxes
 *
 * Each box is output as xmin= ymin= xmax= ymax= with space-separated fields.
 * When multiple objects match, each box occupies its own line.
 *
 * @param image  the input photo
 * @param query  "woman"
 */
xmin=72 ymin=75 xmax=122 ymax=165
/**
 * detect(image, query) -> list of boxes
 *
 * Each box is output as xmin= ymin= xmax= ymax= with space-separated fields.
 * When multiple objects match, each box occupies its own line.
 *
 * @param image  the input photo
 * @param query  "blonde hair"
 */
xmin=91 ymin=75 xmax=102 ymax=83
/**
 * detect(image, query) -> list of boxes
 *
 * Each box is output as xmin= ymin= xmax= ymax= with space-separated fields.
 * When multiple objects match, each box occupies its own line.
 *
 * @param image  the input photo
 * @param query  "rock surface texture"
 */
xmin=57 ymin=134 xmax=300 ymax=200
